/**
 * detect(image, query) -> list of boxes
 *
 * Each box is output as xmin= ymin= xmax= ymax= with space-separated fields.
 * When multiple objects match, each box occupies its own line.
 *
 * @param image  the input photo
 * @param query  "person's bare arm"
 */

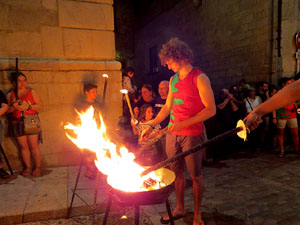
xmin=0 ymin=103 xmax=8 ymax=116
xmin=169 ymin=73 xmax=216 ymax=132
xmin=30 ymin=90 xmax=42 ymax=112
xmin=217 ymin=97 xmax=230 ymax=110
xmin=6 ymin=92 xmax=15 ymax=113
xmin=244 ymin=79 xmax=300 ymax=129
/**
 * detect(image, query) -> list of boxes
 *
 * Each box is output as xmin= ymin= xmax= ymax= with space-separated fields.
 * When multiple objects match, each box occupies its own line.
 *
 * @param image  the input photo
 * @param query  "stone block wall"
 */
xmin=133 ymin=0 xmax=275 ymax=92
xmin=0 ymin=0 xmax=122 ymax=169
xmin=281 ymin=0 xmax=300 ymax=77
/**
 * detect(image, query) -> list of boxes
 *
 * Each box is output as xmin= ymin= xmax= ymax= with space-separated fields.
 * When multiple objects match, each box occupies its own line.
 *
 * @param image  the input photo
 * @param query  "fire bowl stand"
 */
xmin=102 ymin=190 xmax=175 ymax=225
xmin=67 ymin=152 xmax=108 ymax=223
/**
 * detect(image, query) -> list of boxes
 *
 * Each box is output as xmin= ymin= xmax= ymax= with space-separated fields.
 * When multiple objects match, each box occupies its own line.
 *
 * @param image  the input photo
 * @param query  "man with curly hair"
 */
xmin=145 ymin=38 xmax=216 ymax=225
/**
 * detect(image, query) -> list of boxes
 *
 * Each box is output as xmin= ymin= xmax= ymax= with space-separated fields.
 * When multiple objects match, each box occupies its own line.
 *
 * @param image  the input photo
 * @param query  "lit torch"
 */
xmin=120 ymin=89 xmax=137 ymax=124
xmin=102 ymin=74 xmax=109 ymax=105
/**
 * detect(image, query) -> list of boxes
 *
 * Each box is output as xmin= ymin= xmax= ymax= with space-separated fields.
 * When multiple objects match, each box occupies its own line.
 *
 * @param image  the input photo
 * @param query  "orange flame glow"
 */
xmin=64 ymin=107 xmax=165 ymax=192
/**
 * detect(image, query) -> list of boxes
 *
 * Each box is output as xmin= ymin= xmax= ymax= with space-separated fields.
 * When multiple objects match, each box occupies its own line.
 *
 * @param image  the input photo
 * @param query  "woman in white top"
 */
xmin=244 ymin=87 xmax=262 ymax=114
xmin=244 ymin=87 xmax=262 ymax=151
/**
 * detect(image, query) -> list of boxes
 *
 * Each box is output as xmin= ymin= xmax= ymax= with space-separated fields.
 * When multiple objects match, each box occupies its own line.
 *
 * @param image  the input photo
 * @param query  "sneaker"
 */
xmin=0 ymin=168 xmax=10 ymax=178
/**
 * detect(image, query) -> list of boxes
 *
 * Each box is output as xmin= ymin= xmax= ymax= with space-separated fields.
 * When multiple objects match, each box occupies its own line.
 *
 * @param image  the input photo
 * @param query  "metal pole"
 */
xmin=67 ymin=155 xmax=84 ymax=218
xmin=134 ymin=205 xmax=140 ymax=225
xmin=0 ymin=144 xmax=13 ymax=175
xmin=166 ymin=199 xmax=175 ymax=225
xmin=102 ymin=195 xmax=112 ymax=225
xmin=141 ymin=126 xmax=243 ymax=176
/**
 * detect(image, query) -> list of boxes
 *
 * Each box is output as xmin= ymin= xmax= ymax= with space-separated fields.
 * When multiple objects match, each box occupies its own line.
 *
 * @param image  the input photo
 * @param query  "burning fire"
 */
xmin=64 ymin=107 xmax=165 ymax=192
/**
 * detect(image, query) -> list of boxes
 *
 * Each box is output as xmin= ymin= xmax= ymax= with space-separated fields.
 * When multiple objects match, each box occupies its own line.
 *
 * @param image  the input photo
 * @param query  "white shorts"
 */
xmin=277 ymin=118 xmax=298 ymax=129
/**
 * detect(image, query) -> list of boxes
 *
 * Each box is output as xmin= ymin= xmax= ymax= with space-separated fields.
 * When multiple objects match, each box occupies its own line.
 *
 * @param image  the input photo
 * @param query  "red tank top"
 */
xmin=10 ymin=89 xmax=36 ymax=118
xmin=169 ymin=68 xmax=205 ymax=136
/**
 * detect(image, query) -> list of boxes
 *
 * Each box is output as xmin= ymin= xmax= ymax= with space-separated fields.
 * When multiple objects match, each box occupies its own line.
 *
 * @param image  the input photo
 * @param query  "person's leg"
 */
xmin=162 ymin=134 xmax=186 ymax=221
xmin=191 ymin=175 xmax=204 ymax=225
xmin=182 ymin=133 xmax=206 ymax=224
xmin=276 ymin=119 xmax=286 ymax=156
xmin=277 ymin=128 xmax=285 ymax=156
xmin=260 ymin=117 xmax=269 ymax=149
xmin=27 ymin=134 xmax=40 ymax=176
xmin=174 ymin=170 xmax=185 ymax=213
xmin=287 ymin=118 xmax=299 ymax=152
xmin=17 ymin=135 xmax=31 ymax=175
xmin=290 ymin=127 xmax=299 ymax=152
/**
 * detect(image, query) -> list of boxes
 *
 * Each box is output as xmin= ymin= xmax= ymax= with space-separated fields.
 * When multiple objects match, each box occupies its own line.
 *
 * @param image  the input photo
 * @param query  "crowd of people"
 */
xmin=216 ymin=77 xmax=299 ymax=157
xmin=120 ymin=70 xmax=300 ymax=166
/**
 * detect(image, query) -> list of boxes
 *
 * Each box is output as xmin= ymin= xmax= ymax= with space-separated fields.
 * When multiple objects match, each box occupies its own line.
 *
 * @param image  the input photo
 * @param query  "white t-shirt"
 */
xmin=244 ymin=96 xmax=261 ymax=114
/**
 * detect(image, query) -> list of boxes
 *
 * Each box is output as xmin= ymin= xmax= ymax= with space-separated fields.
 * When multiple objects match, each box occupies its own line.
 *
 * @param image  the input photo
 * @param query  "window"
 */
xmin=149 ymin=46 xmax=159 ymax=73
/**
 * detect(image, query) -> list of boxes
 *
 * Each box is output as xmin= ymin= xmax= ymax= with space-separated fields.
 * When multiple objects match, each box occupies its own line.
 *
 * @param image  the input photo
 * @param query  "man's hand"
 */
xmin=243 ymin=111 xmax=262 ymax=131
xmin=168 ymin=121 xmax=185 ymax=132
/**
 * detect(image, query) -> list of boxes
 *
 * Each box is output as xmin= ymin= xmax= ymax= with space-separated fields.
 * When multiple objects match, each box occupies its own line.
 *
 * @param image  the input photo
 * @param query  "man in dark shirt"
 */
xmin=257 ymin=82 xmax=269 ymax=149
xmin=75 ymin=83 xmax=102 ymax=179
xmin=154 ymin=80 xmax=170 ymax=129
xmin=0 ymin=90 xmax=9 ymax=178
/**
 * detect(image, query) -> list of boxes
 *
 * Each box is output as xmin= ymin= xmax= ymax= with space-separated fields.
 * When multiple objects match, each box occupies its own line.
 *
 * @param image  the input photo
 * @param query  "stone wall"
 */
xmin=281 ymin=0 xmax=300 ymax=77
xmin=133 ymin=0 xmax=277 ymax=92
xmin=0 ymin=0 xmax=122 ymax=169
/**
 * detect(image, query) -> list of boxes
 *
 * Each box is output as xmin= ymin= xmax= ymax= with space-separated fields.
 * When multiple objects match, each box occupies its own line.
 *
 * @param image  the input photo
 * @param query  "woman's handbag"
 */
xmin=22 ymin=114 xmax=41 ymax=135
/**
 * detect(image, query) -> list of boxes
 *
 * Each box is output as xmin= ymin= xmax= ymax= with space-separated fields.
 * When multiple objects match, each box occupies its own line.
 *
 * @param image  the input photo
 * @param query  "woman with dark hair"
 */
xmin=7 ymin=72 xmax=42 ymax=176
xmin=135 ymin=84 xmax=156 ymax=108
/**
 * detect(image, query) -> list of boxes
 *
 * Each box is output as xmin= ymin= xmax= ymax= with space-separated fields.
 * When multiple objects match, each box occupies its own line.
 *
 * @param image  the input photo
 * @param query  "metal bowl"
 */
xmin=110 ymin=168 xmax=175 ymax=205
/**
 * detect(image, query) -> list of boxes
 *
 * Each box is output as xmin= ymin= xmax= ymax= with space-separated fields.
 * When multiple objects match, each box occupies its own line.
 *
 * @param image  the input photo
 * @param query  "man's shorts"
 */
xmin=166 ymin=131 xmax=207 ymax=178
xmin=277 ymin=118 xmax=298 ymax=129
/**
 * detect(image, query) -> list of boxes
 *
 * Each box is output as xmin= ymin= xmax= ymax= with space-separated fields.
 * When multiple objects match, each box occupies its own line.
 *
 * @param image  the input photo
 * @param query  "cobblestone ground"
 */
xmin=18 ymin=149 xmax=300 ymax=225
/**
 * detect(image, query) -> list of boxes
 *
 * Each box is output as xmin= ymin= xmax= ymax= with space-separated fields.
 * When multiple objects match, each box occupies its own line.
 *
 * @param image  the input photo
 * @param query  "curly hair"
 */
xmin=159 ymin=38 xmax=193 ymax=66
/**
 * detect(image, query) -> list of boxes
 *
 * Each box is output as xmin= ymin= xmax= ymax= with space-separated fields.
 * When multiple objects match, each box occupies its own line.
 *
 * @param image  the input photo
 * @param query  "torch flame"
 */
xmin=102 ymin=74 xmax=109 ymax=78
xmin=64 ymin=106 xmax=165 ymax=192
xmin=120 ymin=89 xmax=128 ymax=94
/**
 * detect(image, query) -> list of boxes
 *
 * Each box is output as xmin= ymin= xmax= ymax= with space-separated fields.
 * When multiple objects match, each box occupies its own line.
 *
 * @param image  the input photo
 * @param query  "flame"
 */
xmin=120 ymin=89 xmax=128 ymax=94
xmin=64 ymin=106 xmax=165 ymax=192
xmin=102 ymin=74 xmax=109 ymax=78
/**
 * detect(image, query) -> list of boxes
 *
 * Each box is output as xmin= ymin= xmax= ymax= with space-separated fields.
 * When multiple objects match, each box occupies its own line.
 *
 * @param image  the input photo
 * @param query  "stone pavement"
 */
xmin=1 ymin=150 xmax=300 ymax=225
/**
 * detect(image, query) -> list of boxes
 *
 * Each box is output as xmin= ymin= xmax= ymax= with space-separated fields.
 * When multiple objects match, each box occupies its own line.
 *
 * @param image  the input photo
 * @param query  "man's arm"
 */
xmin=169 ymin=73 xmax=216 ymax=132
xmin=217 ymin=96 xmax=230 ymax=110
xmin=151 ymin=77 xmax=174 ymax=126
xmin=253 ymin=80 xmax=300 ymax=117
xmin=244 ymin=79 xmax=300 ymax=129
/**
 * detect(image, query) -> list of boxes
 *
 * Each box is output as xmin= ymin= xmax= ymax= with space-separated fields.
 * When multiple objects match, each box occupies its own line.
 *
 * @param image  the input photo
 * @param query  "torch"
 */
xmin=141 ymin=120 xmax=248 ymax=176
xmin=120 ymin=89 xmax=137 ymax=124
xmin=102 ymin=74 xmax=109 ymax=105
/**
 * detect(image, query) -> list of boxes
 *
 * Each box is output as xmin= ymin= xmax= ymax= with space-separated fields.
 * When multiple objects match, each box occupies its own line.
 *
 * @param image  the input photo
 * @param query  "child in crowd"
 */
xmin=131 ymin=104 xmax=162 ymax=166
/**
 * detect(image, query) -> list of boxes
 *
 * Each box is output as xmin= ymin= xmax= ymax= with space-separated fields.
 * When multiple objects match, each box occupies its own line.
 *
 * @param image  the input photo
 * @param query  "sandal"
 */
xmin=160 ymin=214 xmax=185 ymax=224
xmin=21 ymin=168 xmax=31 ymax=177
xmin=32 ymin=167 xmax=41 ymax=176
